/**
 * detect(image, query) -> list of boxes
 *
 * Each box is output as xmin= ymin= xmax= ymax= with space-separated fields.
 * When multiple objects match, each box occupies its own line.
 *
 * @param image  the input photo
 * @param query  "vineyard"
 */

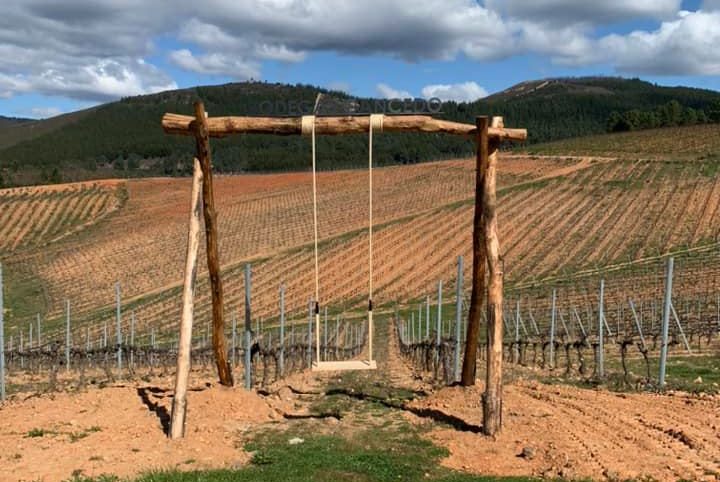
xmin=0 ymin=180 xmax=123 ymax=255
xmin=1 ymin=132 xmax=720 ymax=480
xmin=6 ymin=154 xmax=720 ymax=347
xmin=531 ymin=123 xmax=720 ymax=160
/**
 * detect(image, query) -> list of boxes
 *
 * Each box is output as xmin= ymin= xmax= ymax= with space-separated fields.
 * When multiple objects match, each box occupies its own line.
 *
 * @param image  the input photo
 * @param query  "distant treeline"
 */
xmin=2 ymin=77 xmax=720 ymax=186
xmin=607 ymin=100 xmax=720 ymax=133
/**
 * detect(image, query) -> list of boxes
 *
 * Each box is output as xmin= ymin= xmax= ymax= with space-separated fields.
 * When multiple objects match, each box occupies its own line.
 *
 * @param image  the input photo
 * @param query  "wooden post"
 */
xmin=193 ymin=101 xmax=233 ymax=386
xmin=0 ymin=263 xmax=5 ymax=402
xmin=482 ymin=116 xmax=504 ymax=436
xmin=461 ymin=116 xmax=489 ymax=386
xmin=170 ymin=158 xmax=203 ymax=439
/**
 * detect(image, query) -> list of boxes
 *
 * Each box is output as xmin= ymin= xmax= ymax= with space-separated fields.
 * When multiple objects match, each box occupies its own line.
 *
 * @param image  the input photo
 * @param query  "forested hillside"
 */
xmin=1 ymin=77 xmax=719 ymax=186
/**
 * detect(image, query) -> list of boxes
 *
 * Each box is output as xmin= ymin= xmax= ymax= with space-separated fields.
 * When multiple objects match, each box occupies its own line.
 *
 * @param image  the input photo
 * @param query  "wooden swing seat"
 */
xmin=312 ymin=359 xmax=377 ymax=371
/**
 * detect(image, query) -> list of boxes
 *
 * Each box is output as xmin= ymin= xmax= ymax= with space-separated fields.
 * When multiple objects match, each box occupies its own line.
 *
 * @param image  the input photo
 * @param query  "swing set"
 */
xmin=160 ymin=101 xmax=527 ymax=438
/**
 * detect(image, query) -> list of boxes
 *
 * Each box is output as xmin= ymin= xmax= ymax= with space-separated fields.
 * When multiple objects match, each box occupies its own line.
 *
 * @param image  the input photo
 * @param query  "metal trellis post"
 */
xmin=244 ymin=264 xmax=252 ymax=390
xmin=550 ymin=289 xmax=556 ymax=369
xmin=455 ymin=256 xmax=463 ymax=382
xmin=279 ymin=284 xmax=285 ymax=376
xmin=659 ymin=257 xmax=674 ymax=387
xmin=116 ymin=282 xmax=122 ymax=371
xmin=598 ymin=280 xmax=604 ymax=378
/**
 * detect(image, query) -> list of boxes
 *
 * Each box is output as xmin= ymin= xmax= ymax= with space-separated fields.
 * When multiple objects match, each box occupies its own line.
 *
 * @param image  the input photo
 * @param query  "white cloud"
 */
xmin=0 ymin=0 xmax=714 ymax=104
xmin=421 ymin=82 xmax=488 ymax=102
xmin=30 ymin=107 xmax=63 ymax=119
xmin=0 ymin=1 xmax=177 ymax=101
xmin=169 ymin=49 xmax=260 ymax=79
xmin=557 ymin=10 xmax=720 ymax=75
xmin=486 ymin=0 xmax=681 ymax=25
xmin=376 ymin=83 xmax=412 ymax=99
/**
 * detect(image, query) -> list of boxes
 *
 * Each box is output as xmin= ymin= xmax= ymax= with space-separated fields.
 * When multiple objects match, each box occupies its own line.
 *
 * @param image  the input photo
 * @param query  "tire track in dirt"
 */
xmin=547 ymin=387 xmax=720 ymax=478
xmin=517 ymin=385 xmax=706 ymax=479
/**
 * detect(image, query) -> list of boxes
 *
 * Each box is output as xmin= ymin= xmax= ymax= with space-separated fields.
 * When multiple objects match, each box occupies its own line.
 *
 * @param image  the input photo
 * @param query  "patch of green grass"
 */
xmin=127 ymin=426 xmax=540 ymax=482
xmin=498 ymin=178 xmax=551 ymax=197
xmin=68 ymin=426 xmax=101 ymax=443
xmin=3 ymin=264 xmax=47 ymax=327
xmin=26 ymin=428 xmax=48 ymax=438
xmin=538 ymin=354 xmax=720 ymax=394
xmin=64 ymin=474 xmax=118 ymax=482
xmin=603 ymin=179 xmax=643 ymax=190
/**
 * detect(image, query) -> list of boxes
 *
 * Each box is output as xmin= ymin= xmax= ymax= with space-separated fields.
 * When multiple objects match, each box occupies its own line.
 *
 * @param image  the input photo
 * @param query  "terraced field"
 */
xmin=3 ymin=154 xmax=720 ymax=345
xmin=0 ymin=181 xmax=123 ymax=254
xmin=530 ymin=123 xmax=720 ymax=160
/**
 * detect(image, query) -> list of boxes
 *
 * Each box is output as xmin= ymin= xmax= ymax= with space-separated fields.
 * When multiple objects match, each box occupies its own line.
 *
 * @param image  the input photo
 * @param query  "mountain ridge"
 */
xmin=1 ymin=76 xmax=719 ymax=187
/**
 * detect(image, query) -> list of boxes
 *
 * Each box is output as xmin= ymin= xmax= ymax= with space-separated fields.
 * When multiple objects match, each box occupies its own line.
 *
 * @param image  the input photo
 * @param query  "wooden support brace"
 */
xmin=194 ymin=102 xmax=233 ymax=387
xmin=460 ymin=116 xmax=489 ymax=387
xmin=170 ymin=158 xmax=203 ymax=439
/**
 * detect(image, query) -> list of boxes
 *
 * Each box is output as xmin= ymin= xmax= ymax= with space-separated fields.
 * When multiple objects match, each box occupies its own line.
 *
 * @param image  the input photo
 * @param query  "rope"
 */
xmin=369 ymin=114 xmax=382 ymax=304
xmin=302 ymin=115 xmax=320 ymax=308
xmin=368 ymin=114 xmax=382 ymax=362
xmin=303 ymin=113 xmax=382 ymax=364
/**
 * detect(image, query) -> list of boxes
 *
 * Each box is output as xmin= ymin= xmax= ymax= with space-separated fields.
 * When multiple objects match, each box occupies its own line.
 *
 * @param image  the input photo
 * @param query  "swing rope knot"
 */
xmin=301 ymin=115 xmax=316 ymax=137
xmin=369 ymin=114 xmax=384 ymax=133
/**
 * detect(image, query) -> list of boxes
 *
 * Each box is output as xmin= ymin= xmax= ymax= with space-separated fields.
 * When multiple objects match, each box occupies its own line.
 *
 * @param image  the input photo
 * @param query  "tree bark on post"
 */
xmin=170 ymin=158 xmax=204 ymax=439
xmin=193 ymin=101 xmax=233 ymax=386
xmin=460 ymin=116 xmax=489 ymax=386
xmin=482 ymin=116 xmax=504 ymax=436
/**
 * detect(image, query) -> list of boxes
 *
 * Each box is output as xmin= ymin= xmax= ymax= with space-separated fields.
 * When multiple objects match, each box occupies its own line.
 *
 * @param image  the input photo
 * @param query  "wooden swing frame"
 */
xmin=161 ymin=102 xmax=527 ymax=439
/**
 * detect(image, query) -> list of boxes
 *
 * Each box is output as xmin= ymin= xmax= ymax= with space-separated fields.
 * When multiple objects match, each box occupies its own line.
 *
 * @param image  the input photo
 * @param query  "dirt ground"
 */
xmin=2 ymin=318 xmax=720 ymax=482
xmin=4 ymin=374 xmax=719 ymax=482
xmin=408 ymin=381 xmax=720 ymax=481
xmin=4 ymin=324 xmax=720 ymax=481
xmin=0 ymin=378 xmax=285 ymax=482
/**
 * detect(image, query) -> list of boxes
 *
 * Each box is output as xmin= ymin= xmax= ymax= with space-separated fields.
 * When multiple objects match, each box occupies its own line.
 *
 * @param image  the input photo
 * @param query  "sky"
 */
xmin=1 ymin=0 xmax=720 ymax=119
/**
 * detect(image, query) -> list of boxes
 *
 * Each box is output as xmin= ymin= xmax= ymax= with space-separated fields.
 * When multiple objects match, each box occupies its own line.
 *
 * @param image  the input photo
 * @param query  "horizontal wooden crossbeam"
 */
xmin=161 ymin=113 xmax=527 ymax=141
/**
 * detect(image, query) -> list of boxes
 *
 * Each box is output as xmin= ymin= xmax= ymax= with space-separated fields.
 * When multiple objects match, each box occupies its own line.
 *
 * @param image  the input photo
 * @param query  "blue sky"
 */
xmin=1 ymin=0 xmax=720 ymax=118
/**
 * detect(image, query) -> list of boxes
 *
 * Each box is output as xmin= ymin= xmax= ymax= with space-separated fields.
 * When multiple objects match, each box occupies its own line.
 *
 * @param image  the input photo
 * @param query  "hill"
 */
xmin=473 ymin=77 xmax=720 ymax=142
xmin=529 ymin=123 xmax=720 ymax=161
xmin=0 ymin=77 xmax=719 ymax=187
xmin=0 ymin=115 xmax=33 ymax=129
xmin=0 ymin=108 xmax=97 ymax=151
